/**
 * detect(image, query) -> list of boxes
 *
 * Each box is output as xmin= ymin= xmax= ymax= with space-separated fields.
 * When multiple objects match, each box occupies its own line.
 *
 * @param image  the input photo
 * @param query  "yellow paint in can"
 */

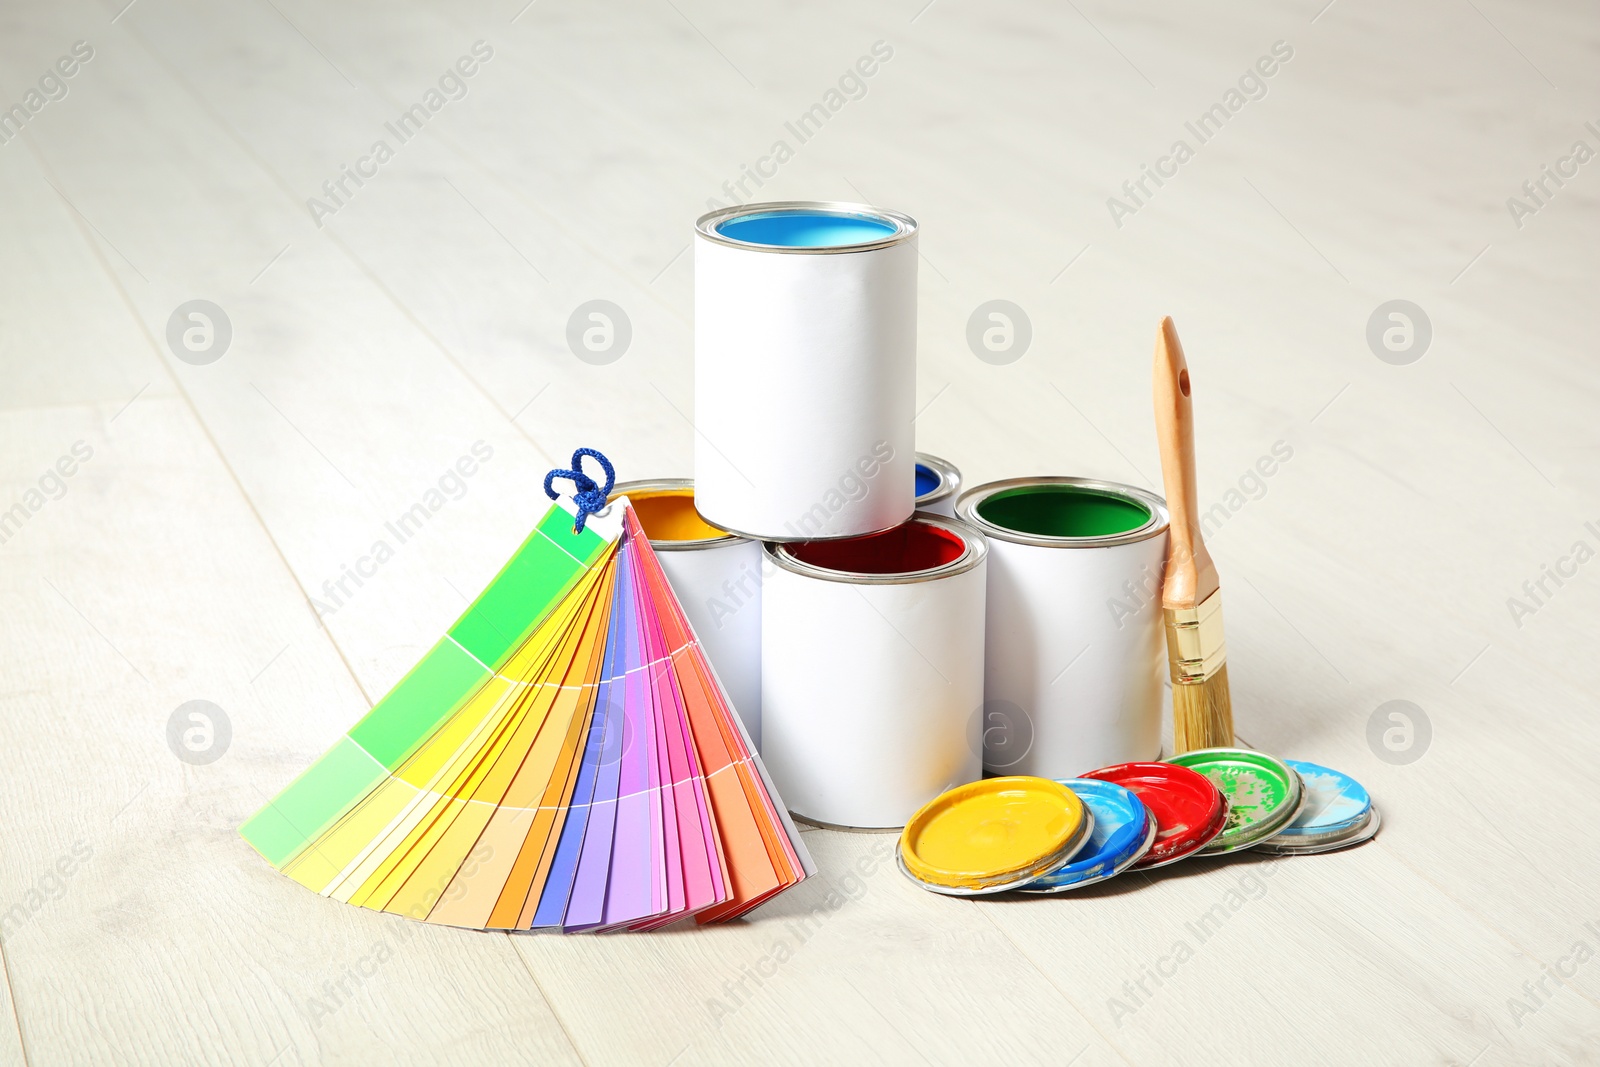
xmin=620 ymin=486 xmax=730 ymax=544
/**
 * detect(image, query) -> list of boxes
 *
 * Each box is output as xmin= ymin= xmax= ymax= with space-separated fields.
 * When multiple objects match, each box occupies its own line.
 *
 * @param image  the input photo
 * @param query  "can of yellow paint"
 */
xmin=760 ymin=514 xmax=987 ymax=830
xmin=611 ymin=479 xmax=763 ymax=748
xmin=957 ymin=477 xmax=1169 ymax=779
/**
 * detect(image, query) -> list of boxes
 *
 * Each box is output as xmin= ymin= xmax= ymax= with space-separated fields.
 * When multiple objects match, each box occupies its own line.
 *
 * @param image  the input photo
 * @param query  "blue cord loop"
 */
xmin=543 ymin=447 xmax=616 ymax=533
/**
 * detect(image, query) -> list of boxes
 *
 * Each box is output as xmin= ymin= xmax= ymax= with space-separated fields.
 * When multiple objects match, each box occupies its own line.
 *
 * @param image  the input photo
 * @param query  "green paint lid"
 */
xmin=1167 ymin=748 xmax=1304 ymax=854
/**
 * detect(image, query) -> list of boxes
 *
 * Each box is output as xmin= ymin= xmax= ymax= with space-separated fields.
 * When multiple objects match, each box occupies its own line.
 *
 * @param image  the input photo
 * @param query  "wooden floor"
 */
xmin=1 ymin=0 xmax=1597 ymax=1063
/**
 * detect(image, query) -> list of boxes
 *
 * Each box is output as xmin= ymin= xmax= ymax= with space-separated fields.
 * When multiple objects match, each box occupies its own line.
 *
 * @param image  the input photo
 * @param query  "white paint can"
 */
xmin=957 ymin=478 xmax=1170 ymax=779
xmin=761 ymin=514 xmax=988 ymax=830
xmin=914 ymin=452 xmax=962 ymax=516
xmin=611 ymin=479 xmax=764 ymax=749
xmin=694 ymin=202 xmax=918 ymax=541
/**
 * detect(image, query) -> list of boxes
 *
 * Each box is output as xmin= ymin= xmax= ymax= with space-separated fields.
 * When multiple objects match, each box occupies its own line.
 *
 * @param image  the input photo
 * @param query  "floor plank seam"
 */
xmin=23 ymin=134 xmax=384 ymax=712
xmin=505 ymin=938 xmax=593 ymax=1067
xmin=974 ymin=907 xmax=1140 ymax=1067
xmin=122 ymin=17 xmax=565 ymax=469
xmin=0 ymin=938 xmax=33 ymax=1067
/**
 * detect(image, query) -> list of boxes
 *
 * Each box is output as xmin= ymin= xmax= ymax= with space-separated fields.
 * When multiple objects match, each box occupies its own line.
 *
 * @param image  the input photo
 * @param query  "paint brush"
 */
xmin=1152 ymin=317 xmax=1234 ymax=753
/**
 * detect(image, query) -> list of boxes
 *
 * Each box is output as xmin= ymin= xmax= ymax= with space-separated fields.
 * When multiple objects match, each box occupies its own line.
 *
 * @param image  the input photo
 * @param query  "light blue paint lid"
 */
xmin=1019 ymin=779 xmax=1153 ymax=893
xmin=715 ymin=210 xmax=898 ymax=249
xmin=1277 ymin=760 xmax=1371 ymax=838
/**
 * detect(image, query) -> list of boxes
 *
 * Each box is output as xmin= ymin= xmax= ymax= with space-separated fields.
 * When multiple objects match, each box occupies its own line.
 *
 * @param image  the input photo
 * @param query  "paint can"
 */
xmin=957 ymin=477 xmax=1170 ymax=779
xmin=914 ymin=453 xmax=962 ymax=516
xmin=760 ymin=513 xmax=987 ymax=829
xmin=611 ymin=479 xmax=763 ymax=748
xmin=694 ymin=202 xmax=918 ymax=541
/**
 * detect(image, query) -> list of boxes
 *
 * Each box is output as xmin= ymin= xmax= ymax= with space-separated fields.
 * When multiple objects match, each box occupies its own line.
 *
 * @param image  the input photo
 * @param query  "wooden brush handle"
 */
xmin=1153 ymin=317 xmax=1219 ymax=610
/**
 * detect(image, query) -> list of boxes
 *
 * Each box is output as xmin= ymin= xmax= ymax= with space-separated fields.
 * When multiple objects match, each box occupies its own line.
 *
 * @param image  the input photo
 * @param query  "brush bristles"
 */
xmin=1172 ymin=662 xmax=1234 ymax=754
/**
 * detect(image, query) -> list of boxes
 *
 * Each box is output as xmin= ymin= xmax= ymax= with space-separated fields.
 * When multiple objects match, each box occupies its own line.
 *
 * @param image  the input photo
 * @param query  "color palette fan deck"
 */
xmin=240 ymin=491 xmax=813 ymax=931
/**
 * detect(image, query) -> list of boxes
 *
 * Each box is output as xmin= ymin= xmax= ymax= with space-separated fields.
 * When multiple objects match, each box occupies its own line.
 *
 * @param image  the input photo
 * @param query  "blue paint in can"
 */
xmin=715 ymin=210 xmax=898 ymax=249
xmin=914 ymin=464 xmax=941 ymax=499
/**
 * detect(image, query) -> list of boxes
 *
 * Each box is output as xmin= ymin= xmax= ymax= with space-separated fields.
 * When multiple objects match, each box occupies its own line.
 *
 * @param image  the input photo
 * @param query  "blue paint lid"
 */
xmin=1019 ymin=779 xmax=1154 ymax=893
xmin=1275 ymin=760 xmax=1371 ymax=838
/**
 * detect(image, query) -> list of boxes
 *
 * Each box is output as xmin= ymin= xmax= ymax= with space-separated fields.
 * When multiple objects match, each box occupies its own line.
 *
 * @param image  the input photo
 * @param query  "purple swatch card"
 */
xmin=561 ymin=543 xmax=635 ymax=930
xmin=597 ymin=530 xmax=665 ymax=928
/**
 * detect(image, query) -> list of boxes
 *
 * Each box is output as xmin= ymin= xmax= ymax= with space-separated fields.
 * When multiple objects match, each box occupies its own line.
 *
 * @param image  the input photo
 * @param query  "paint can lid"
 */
xmin=1167 ymin=748 xmax=1305 ymax=854
xmin=898 ymin=776 xmax=1091 ymax=895
xmin=1255 ymin=806 xmax=1381 ymax=855
xmin=1271 ymin=760 xmax=1372 ymax=840
xmin=1080 ymin=761 xmax=1229 ymax=869
xmin=1017 ymin=779 xmax=1155 ymax=893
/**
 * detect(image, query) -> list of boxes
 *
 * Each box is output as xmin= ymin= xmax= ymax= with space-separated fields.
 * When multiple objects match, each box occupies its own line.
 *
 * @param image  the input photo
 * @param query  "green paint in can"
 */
xmin=975 ymin=484 xmax=1152 ymax=539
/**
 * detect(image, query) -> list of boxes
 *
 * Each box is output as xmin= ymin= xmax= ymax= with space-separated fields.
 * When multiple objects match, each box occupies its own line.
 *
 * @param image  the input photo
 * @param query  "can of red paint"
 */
xmin=760 ymin=514 xmax=988 ymax=830
xmin=612 ymin=479 xmax=763 ymax=748
xmin=957 ymin=477 xmax=1169 ymax=779
xmin=694 ymin=202 xmax=918 ymax=541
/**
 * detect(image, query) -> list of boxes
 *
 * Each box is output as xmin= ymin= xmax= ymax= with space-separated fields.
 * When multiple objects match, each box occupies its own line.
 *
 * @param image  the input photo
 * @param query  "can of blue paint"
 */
xmin=694 ymin=202 xmax=918 ymax=541
xmin=760 ymin=514 xmax=987 ymax=830
xmin=914 ymin=453 xmax=962 ymax=516
xmin=611 ymin=478 xmax=763 ymax=748
xmin=957 ymin=477 xmax=1170 ymax=779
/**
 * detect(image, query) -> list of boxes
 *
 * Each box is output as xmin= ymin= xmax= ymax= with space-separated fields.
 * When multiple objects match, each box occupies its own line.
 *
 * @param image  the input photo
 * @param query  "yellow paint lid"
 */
xmin=899 ymin=777 xmax=1086 ymax=891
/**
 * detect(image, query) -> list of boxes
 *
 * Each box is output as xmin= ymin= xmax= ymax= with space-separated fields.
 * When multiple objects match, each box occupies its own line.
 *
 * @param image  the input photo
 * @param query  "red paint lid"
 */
xmin=1080 ymin=761 xmax=1227 ymax=869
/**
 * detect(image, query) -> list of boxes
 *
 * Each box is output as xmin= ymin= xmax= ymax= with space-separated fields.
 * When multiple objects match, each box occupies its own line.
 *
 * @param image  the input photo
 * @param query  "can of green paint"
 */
xmin=957 ymin=477 xmax=1169 ymax=778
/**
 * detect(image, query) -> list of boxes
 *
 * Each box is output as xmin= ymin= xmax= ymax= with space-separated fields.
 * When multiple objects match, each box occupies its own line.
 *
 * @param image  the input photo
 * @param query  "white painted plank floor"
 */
xmin=1 ymin=0 xmax=1597 ymax=1064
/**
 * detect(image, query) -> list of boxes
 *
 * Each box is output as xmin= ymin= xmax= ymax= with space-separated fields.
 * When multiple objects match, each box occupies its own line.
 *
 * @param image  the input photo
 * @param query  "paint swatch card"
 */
xmin=241 ymin=495 xmax=813 ymax=931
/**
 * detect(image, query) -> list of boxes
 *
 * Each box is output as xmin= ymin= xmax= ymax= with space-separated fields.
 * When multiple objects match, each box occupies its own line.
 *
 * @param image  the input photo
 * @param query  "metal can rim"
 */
xmin=957 ymin=476 xmax=1170 ymax=549
xmin=1254 ymin=806 xmax=1381 ymax=854
xmin=609 ymin=478 xmax=748 ymax=551
xmin=914 ymin=451 xmax=963 ymax=509
xmin=694 ymin=200 xmax=919 ymax=255
xmin=701 ymin=510 xmax=913 ymax=545
xmin=764 ymin=512 xmax=989 ymax=586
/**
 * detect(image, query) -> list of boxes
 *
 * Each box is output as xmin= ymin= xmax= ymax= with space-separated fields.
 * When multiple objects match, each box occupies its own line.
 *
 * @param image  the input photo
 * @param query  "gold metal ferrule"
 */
xmin=1164 ymin=590 xmax=1227 ymax=684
